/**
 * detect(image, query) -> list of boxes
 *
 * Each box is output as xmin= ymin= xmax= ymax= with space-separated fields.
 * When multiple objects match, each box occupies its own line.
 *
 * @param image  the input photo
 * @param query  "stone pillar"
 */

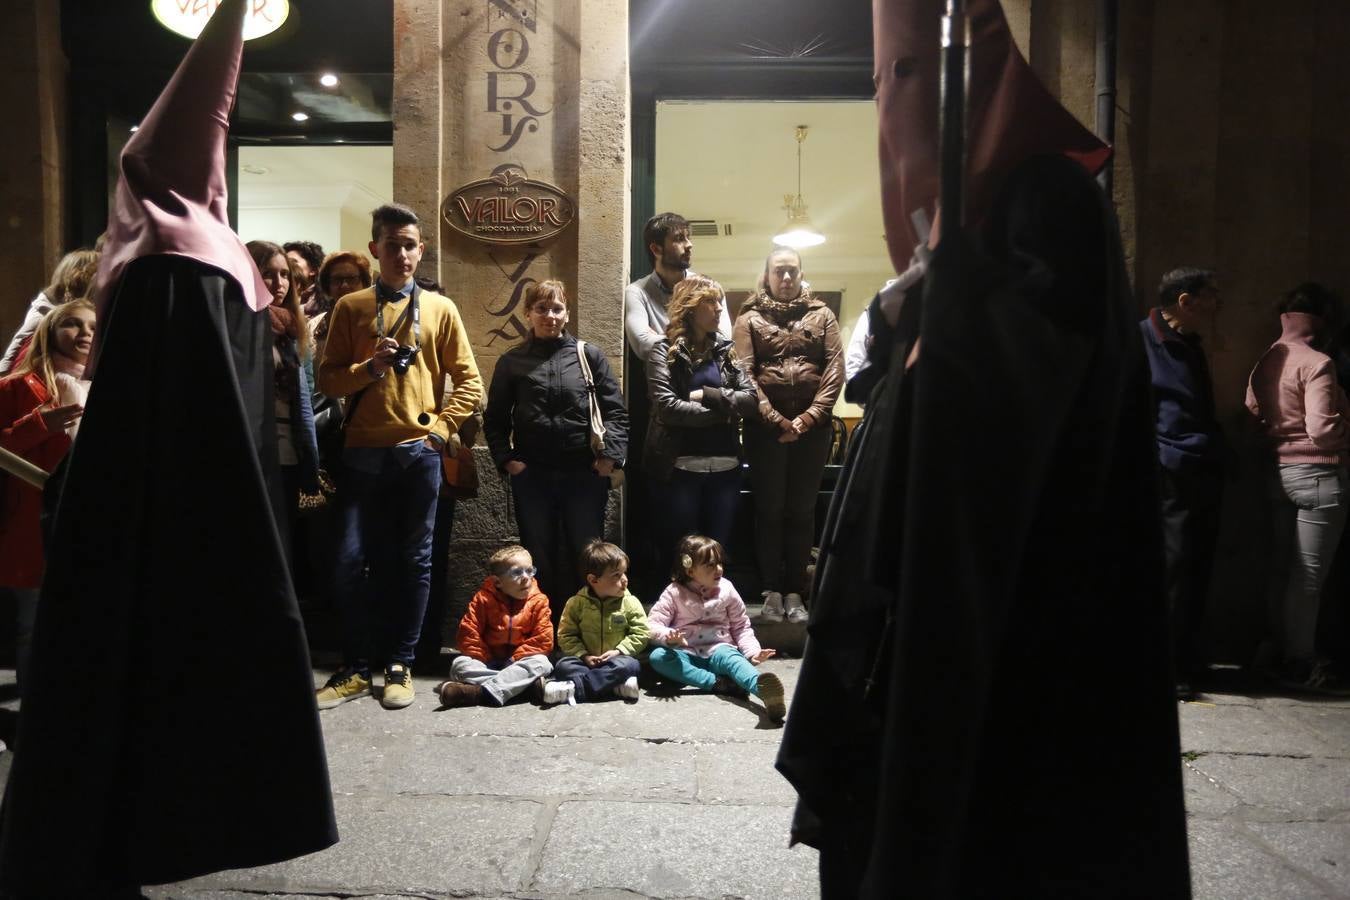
xmin=0 ymin=0 xmax=67 ymax=334
xmin=394 ymin=0 xmax=630 ymax=638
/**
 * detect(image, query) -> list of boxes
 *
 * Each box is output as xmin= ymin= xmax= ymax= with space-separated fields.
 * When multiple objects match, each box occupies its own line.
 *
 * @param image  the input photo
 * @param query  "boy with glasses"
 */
xmin=436 ymin=545 xmax=561 ymax=707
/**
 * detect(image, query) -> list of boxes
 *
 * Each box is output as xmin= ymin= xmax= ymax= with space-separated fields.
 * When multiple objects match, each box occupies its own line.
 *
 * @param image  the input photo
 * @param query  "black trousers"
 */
xmin=1159 ymin=464 xmax=1224 ymax=677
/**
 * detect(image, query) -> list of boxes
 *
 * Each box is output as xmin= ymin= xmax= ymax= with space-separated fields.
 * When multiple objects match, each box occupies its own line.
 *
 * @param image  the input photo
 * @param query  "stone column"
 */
xmin=0 ymin=0 xmax=67 ymax=333
xmin=393 ymin=0 xmax=630 ymax=638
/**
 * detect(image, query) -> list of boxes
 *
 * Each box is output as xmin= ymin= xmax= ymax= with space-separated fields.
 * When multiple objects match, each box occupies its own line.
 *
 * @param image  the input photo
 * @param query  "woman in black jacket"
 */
xmin=484 ymin=279 xmax=628 ymax=621
xmin=646 ymin=275 xmax=758 ymax=558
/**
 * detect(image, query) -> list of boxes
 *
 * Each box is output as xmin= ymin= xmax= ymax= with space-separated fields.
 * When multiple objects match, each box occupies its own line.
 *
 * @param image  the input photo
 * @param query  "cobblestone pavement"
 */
xmin=1 ymin=663 xmax=1347 ymax=898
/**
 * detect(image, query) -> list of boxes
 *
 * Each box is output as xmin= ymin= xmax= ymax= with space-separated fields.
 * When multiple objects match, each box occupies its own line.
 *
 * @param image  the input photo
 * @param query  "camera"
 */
xmin=390 ymin=344 xmax=420 ymax=375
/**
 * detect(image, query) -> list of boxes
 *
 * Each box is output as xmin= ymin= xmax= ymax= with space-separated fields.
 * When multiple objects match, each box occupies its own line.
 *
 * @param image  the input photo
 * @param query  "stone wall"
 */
xmin=1023 ymin=0 xmax=1350 ymax=662
xmin=0 ymin=1 xmax=67 ymax=336
xmin=394 ymin=0 xmax=629 ymax=636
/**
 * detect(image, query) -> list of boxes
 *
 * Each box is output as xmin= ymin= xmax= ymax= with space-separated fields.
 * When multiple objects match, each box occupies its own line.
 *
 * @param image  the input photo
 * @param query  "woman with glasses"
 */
xmin=484 ymin=280 xmax=628 ymax=624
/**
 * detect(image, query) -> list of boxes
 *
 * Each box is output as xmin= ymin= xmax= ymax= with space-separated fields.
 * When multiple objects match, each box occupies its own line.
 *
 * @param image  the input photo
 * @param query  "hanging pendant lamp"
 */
xmin=772 ymin=125 xmax=827 ymax=249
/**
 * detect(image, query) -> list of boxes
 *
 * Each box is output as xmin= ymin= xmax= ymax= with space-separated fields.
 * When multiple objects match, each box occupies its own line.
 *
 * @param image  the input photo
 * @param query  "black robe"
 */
xmin=777 ymin=156 xmax=1191 ymax=898
xmin=0 ymin=255 xmax=337 ymax=894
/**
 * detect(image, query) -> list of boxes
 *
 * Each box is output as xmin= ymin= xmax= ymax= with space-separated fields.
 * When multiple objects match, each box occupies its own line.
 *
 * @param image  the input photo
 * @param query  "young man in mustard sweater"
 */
xmin=316 ymin=203 xmax=483 ymax=710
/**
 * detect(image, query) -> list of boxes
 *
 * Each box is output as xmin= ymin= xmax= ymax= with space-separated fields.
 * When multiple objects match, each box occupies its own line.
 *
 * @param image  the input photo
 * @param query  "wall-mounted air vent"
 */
xmin=688 ymin=220 xmax=733 ymax=238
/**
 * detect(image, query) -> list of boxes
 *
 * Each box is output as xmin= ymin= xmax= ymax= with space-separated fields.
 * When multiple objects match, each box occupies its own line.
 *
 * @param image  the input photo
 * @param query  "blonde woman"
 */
xmin=0 ymin=300 xmax=95 ymax=689
xmin=732 ymin=247 xmax=844 ymax=623
xmin=0 ymin=248 xmax=101 ymax=375
xmin=644 ymin=275 xmax=757 ymax=558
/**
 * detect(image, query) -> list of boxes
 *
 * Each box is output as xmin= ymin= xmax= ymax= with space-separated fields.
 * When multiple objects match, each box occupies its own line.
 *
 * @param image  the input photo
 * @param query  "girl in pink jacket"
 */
xmin=646 ymin=535 xmax=787 ymax=721
xmin=1245 ymin=282 xmax=1350 ymax=694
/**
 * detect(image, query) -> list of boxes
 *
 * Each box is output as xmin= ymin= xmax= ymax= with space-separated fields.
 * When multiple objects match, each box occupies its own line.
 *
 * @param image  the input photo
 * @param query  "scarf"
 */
xmin=749 ymin=291 xmax=810 ymax=323
xmin=268 ymin=304 xmax=299 ymax=339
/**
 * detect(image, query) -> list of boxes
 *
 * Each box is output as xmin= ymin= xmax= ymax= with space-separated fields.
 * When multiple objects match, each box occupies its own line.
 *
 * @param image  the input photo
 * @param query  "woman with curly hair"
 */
xmin=732 ymin=247 xmax=843 ymax=624
xmin=644 ymin=275 xmax=757 ymax=559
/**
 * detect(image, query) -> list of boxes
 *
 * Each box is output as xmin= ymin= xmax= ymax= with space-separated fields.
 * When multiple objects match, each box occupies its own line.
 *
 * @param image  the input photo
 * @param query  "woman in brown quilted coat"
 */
xmin=732 ymin=247 xmax=844 ymax=624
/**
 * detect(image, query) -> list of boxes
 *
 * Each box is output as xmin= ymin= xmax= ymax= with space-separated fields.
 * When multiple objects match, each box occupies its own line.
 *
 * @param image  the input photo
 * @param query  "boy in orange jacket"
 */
xmin=436 ymin=545 xmax=562 ymax=707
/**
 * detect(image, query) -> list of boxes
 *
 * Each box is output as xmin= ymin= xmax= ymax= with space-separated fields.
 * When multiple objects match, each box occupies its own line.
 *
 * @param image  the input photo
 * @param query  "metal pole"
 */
xmin=1095 ymin=0 xmax=1118 ymax=196
xmin=939 ymin=0 xmax=968 ymax=235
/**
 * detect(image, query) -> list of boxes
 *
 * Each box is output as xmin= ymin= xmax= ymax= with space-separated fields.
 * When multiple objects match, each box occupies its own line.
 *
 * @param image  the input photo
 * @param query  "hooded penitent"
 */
xmin=0 ymin=0 xmax=338 ymax=892
xmin=89 ymin=0 xmax=270 ymax=341
xmin=775 ymin=2 xmax=1190 ymax=897
xmin=873 ymin=0 xmax=1112 ymax=265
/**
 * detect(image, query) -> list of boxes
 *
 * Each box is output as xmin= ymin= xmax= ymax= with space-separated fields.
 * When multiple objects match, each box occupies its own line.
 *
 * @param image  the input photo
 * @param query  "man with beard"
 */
xmin=623 ymin=213 xmax=731 ymax=594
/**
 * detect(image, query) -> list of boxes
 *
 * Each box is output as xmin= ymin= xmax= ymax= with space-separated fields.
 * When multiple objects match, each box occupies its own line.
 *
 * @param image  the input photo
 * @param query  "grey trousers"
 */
xmin=450 ymin=653 xmax=553 ymax=706
xmin=1276 ymin=464 xmax=1348 ymax=661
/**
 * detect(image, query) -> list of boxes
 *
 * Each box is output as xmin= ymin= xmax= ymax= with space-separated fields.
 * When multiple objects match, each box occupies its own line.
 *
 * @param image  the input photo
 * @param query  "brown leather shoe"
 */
xmin=436 ymin=681 xmax=483 ymax=708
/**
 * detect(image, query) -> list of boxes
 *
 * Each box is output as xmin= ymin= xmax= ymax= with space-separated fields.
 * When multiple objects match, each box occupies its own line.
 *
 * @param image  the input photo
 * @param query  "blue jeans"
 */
xmin=648 ymin=643 xmax=763 ymax=695
xmin=510 ymin=465 xmax=610 ymax=620
xmin=333 ymin=443 xmax=442 ymax=668
xmin=1276 ymin=464 xmax=1347 ymax=661
xmin=659 ymin=466 xmax=742 ymax=562
xmin=552 ymin=653 xmax=640 ymax=701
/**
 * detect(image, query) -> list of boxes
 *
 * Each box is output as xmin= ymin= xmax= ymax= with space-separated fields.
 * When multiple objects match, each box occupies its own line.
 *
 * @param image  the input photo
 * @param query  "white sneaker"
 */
xmin=760 ymin=591 xmax=785 ymax=623
xmin=617 ymin=675 xmax=640 ymax=701
xmin=784 ymin=592 xmax=808 ymax=624
xmin=542 ymin=680 xmax=577 ymax=706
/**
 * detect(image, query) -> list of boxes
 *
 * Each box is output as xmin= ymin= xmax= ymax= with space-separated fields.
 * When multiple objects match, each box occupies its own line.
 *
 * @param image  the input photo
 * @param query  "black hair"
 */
xmin=282 ymin=240 xmax=325 ymax=273
xmin=1279 ymin=282 xmax=1341 ymax=320
xmin=1158 ymin=267 xmax=1216 ymax=308
xmin=370 ymin=203 xmax=421 ymax=243
xmin=643 ymin=212 xmax=690 ymax=263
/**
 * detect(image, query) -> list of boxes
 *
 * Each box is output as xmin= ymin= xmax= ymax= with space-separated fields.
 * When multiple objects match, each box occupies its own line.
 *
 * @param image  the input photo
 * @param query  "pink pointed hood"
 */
xmin=874 ymin=0 xmax=1113 ymax=270
xmin=91 ymin=0 xmax=268 ymax=331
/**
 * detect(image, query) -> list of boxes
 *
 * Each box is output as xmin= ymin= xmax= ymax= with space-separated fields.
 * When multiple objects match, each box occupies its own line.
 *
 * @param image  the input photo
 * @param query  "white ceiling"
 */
xmin=238 ymin=145 xmax=392 ymax=209
xmin=654 ymin=100 xmax=891 ymax=289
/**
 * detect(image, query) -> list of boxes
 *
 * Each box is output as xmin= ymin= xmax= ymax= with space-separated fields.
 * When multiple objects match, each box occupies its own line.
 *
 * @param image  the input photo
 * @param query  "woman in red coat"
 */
xmin=0 ymin=299 xmax=94 ymax=689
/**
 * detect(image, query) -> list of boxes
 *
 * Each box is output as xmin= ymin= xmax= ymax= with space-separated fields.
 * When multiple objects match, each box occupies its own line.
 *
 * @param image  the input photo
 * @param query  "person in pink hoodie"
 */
xmin=1246 ymin=282 xmax=1350 ymax=694
xmin=646 ymin=534 xmax=786 ymax=722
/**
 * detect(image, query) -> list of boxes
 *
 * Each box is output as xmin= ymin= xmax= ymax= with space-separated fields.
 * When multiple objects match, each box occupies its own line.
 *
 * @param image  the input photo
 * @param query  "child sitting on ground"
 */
xmin=647 ymin=535 xmax=786 ymax=722
xmin=436 ymin=545 xmax=568 ymax=707
xmin=550 ymin=539 xmax=650 ymax=704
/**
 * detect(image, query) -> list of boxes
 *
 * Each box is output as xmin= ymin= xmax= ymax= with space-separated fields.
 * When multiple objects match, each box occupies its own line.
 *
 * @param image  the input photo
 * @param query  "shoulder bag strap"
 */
xmin=575 ymin=339 xmax=607 ymax=454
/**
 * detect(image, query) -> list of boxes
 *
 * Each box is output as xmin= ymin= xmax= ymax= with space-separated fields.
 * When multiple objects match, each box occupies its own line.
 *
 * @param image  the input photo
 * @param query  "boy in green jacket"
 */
xmin=550 ymin=540 xmax=650 ymax=704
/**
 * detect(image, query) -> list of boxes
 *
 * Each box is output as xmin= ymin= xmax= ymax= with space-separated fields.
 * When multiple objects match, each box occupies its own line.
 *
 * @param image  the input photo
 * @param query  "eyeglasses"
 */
xmin=506 ymin=565 xmax=537 ymax=579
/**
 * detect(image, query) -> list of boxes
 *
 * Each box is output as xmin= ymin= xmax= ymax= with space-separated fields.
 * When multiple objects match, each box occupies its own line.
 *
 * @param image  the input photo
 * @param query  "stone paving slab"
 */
xmin=1264 ymin=704 xmax=1350 ymax=758
xmin=531 ymin=800 xmax=817 ymax=899
xmin=1188 ymin=754 xmax=1350 ymax=821
xmin=1243 ymin=822 xmax=1350 ymax=896
xmin=1188 ymin=820 xmax=1338 ymax=900
xmin=694 ymin=739 xmax=798 ymax=807
xmin=325 ymin=731 xmax=700 ymax=803
xmin=313 ymin=660 xmax=800 ymax=745
xmin=165 ymin=793 xmax=542 ymax=897
xmin=1182 ymin=761 xmax=1244 ymax=818
xmin=1179 ymin=702 xmax=1341 ymax=757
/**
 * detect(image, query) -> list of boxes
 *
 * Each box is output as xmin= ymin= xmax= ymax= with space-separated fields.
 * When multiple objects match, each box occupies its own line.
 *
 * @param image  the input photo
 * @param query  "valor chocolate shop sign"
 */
xmin=443 ymin=165 xmax=576 ymax=246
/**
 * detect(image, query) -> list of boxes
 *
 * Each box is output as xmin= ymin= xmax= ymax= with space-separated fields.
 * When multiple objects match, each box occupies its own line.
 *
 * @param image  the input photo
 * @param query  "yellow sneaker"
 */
xmin=381 ymin=663 xmax=415 ymax=709
xmin=316 ymin=667 xmax=371 ymax=710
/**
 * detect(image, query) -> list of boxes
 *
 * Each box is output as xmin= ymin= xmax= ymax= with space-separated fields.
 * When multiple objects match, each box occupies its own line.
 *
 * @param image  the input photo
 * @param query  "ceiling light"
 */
xmin=319 ymin=73 xmax=339 ymax=88
xmin=291 ymin=112 xmax=310 ymax=122
xmin=151 ymin=0 xmax=290 ymax=41
xmin=772 ymin=125 xmax=827 ymax=249
xmin=129 ymin=125 xmax=139 ymax=132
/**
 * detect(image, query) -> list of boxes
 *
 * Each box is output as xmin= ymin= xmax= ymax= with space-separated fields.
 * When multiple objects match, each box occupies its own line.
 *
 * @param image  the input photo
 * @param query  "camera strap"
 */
xmin=375 ymin=283 xmax=421 ymax=351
